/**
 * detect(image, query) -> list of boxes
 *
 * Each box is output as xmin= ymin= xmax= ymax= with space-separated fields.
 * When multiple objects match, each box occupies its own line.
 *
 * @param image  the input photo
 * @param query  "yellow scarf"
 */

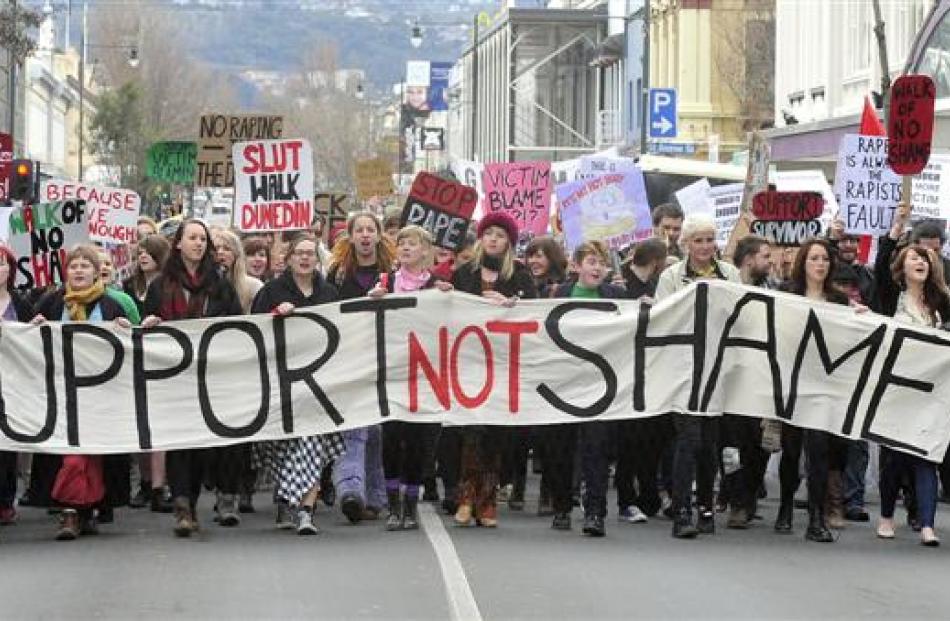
xmin=64 ymin=280 xmax=106 ymax=321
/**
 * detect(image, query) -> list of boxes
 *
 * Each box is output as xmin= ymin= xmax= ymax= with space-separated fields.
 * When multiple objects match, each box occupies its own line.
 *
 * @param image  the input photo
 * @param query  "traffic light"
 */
xmin=9 ymin=159 xmax=39 ymax=203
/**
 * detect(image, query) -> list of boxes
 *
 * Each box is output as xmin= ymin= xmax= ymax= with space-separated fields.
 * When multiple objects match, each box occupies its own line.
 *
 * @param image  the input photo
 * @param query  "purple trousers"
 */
xmin=333 ymin=426 xmax=386 ymax=509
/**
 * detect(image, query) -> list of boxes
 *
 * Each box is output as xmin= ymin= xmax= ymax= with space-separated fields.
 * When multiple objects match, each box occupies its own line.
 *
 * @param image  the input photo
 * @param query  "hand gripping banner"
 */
xmin=1 ymin=282 xmax=949 ymax=460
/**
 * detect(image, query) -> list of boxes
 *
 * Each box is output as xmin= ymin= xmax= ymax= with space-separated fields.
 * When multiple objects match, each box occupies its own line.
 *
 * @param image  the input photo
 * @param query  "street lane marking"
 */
xmin=419 ymin=504 xmax=483 ymax=621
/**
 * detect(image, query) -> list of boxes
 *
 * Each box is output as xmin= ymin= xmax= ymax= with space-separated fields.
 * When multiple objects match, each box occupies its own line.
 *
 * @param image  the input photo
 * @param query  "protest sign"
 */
xmin=551 ymin=158 xmax=583 ymax=186
xmin=355 ymin=158 xmax=394 ymax=200
xmin=578 ymin=156 xmax=637 ymax=180
xmin=888 ymin=74 xmax=936 ymax=176
xmin=103 ymin=242 xmax=134 ymax=282
xmin=0 ymin=132 xmax=12 ymax=202
xmin=232 ymin=139 xmax=314 ymax=233
xmin=910 ymin=154 xmax=950 ymax=220
xmin=196 ymin=114 xmax=283 ymax=187
xmin=314 ymin=193 xmax=351 ymax=230
xmin=7 ymin=200 xmax=90 ymax=290
xmin=41 ymin=180 xmax=140 ymax=245
xmin=146 ymin=142 xmax=197 ymax=185
xmin=675 ymin=178 xmax=714 ymax=217
xmin=2 ymin=282 xmax=949 ymax=463
xmin=400 ymin=172 xmax=477 ymax=251
xmin=482 ymin=161 xmax=552 ymax=235
xmin=710 ymin=183 xmax=744 ymax=248
xmin=557 ymin=170 xmax=652 ymax=253
xmin=750 ymin=191 xmax=824 ymax=245
xmin=833 ymin=134 xmax=902 ymax=237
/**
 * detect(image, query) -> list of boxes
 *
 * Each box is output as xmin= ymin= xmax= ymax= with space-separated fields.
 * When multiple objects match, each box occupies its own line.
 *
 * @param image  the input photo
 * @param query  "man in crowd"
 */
xmin=652 ymin=203 xmax=685 ymax=259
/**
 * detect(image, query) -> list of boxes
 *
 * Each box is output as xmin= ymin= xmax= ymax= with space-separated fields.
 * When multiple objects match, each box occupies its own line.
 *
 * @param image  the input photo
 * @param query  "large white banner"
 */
xmin=1 ymin=282 xmax=949 ymax=460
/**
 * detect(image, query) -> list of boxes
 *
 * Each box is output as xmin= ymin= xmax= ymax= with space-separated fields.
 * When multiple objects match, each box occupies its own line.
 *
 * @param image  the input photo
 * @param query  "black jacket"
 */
xmin=451 ymin=261 xmax=538 ymax=299
xmin=34 ymin=288 xmax=128 ymax=321
xmin=251 ymin=270 xmax=338 ymax=313
xmin=622 ymin=270 xmax=657 ymax=300
xmin=551 ymin=281 xmax=627 ymax=300
xmin=143 ymin=270 xmax=243 ymax=320
xmin=4 ymin=289 xmax=35 ymax=322
xmin=326 ymin=264 xmax=381 ymax=301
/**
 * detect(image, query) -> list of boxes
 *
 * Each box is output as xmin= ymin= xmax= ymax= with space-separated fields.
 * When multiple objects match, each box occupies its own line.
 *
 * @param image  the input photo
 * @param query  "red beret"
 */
xmin=477 ymin=211 xmax=519 ymax=244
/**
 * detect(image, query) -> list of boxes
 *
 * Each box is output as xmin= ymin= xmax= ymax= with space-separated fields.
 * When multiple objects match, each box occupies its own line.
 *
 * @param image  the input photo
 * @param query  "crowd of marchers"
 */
xmin=0 ymin=197 xmax=947 ymax=548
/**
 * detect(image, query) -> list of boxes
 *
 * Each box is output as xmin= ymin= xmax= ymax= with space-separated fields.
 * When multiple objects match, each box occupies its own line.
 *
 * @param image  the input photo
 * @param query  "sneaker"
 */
xmin=276 ymin=502 xmax=295 ymax=530
xmin=217 ymin=494 xmax=241 ymax=527
xmin=173 ymin=498 xmax=194 ymax=538
xmin=56 ymin=509 xmax=80 ymax=541
xmin=0 ymin=506 xmax=17 ymax=525
xmin=619 ymin=506 xmax=648 ymax=524
xmin=552 ymin=512 xmax=572 ymax=531
xmin=660 ymin=495 xmax=674 ymax=519
xmin=582 ymin=515 xmax=606 ymax=537
xmin=845 ymin=506 xmax=870 ymax=522
xmin=296 ymin=510 xmax=319 ymax=536
xmin=672 ymin=509 xmax=698 ymax=539
xmin=697 ymin=508 xmax=715 ymax=534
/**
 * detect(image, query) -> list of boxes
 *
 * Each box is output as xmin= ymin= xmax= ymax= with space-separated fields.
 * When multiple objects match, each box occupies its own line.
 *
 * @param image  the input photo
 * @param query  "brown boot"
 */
xmin=454 ymin=482 xmax=475 ymax=527
xmin=825 ymin=471 xmax=846 ymax=530
xmin=55 ymin=509 xmax=80 ymax=541
xmin=173 ymin=497 xmax=194 ymax=537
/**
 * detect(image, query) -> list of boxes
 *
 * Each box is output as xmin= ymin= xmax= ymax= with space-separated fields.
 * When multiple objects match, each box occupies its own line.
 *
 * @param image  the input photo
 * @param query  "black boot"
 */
xmin=402 ymin=496 xmax=419 ymax=530
xmin=805 ymin=505 xmax=833 ymax=543
xmin=386 ymin=490 xmax=402 ymax=531
xmin=774 ymin=500 xmax=793 ymax=533
xmin=151 ymin=488 xmax=173 ymax=514
xmin=672 ymin=508 xmax=698 ymax=539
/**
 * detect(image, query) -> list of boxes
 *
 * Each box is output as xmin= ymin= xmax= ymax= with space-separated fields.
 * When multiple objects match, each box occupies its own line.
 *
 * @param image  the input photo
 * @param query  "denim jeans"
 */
xmin=844 ymin=440 xmax=869 ymax=510
xmin=334 ymin=426 xmax=386 ymax=509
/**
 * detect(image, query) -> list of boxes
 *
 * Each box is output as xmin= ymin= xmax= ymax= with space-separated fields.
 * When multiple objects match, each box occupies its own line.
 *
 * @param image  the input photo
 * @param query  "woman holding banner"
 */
xmin=874 ymin=203 xmax=949 ymax=547
xmin=122 ymin=235 xmax=175 ymax=513
xmin=31 ymin=245 xmax=133 ymax=540
xmin=327 ymin=212 xmax=397 ymax=524
xmin=251 ymin=233 xmax=345 ymax=535
xmin=776 ymin=239 xmax=853 ymax=543
xmin=368 ymin=225 xmax=452 ymax=531
xmin=214 ymin=229 xmax=263 ymax=314
xmin=142 ymin=219 xmax=244 ymax=537
xmin=451 ymin=212 xmax=537 ymax=527
xmin=655 ymin=214 xmax=740 ymax=539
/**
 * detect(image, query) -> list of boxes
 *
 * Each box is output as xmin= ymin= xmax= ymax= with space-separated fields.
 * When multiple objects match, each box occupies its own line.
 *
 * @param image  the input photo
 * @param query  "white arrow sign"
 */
xmin=652 ymin=117 xmax=673 ymax=135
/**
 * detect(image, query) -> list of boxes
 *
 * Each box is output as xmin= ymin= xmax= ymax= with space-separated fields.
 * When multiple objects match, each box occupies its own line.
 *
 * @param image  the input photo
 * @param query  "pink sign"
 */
xmin=481 ymin=161 xmax=551 ymax=235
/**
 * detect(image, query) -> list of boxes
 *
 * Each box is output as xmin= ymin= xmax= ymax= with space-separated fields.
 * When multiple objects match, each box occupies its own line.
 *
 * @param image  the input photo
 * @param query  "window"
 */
xmin=913 ymin=7 xmax=950 ymax=98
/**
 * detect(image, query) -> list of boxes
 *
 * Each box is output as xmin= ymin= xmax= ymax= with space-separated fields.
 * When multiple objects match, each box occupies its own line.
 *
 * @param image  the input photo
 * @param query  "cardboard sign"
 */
xmin=888 ymin=75 xmax=936 ymax=176
xmin=0 ymin=132 xmax=12 ymax=202
xmin=355 ymin=158 xmax=394 ymax=200
xmin=400 ymin=172 xmax=476 ymax=251
xmin=482 ymin=161 xmax=552 ymax=235
xmin=41 ymin=180 xmax=140 ymax=244
xmin=556 ymin=170 xmax=652 ymax=253
xmin=196 ymin=114 xmax=283 ymax=187
xmin=750 ymin=191 xmax=824 ymax=245
xmin=833 ymin=134 xmax=902 ymax=236
xmin=146 ymin=142 xmax=197 ymax=185
xmin=232 ymin=139 xmax=314 ymax=233
xmin=314 ymin=193 xmax=350 ymax=230
xmin=8 ymin=200 xmax=90 ymax=290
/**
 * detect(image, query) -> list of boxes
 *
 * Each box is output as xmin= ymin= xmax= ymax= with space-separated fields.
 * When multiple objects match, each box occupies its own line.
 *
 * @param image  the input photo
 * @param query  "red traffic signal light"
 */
xmin=9 ymin=159 xmax=38 ymax=203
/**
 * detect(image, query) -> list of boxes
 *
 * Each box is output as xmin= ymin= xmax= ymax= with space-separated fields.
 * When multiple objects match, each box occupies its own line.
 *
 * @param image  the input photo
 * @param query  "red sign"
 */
xmin=887 ymin=74 xmax=936 ymax=175
xmin=752 ymin=191 xmax=824 ymax=221
xmin=0 ymin=133 xmax=12 ymax=202
xmin=402 ymin=172 xmax=477 ymax=251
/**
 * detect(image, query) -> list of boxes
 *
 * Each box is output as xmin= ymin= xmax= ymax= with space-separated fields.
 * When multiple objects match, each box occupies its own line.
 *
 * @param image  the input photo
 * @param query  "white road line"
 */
xmin=418 ymin=504 xmax=484 ymax=621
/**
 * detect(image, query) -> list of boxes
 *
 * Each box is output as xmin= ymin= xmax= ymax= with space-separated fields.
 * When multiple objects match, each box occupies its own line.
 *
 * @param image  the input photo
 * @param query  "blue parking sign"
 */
xmin=649 ymin=88 xmax=677 ymax=138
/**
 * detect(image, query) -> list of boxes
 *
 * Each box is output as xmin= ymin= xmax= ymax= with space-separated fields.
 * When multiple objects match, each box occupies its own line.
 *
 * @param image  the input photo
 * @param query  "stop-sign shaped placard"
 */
xmin=887 ymin=74 xmax=936 ymax=175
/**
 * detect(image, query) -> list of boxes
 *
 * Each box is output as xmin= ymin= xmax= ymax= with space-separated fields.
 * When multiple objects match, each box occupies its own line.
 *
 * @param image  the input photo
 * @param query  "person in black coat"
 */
xmin=141 ymin=219 xmax=244 ymax=537
xmin=449 ymin=212 xmax=538 ymax=528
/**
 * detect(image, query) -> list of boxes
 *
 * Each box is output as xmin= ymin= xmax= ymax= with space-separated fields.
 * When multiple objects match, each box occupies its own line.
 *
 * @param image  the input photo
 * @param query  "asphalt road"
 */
xmin=3 ymin=472 xmax=950 ymax=620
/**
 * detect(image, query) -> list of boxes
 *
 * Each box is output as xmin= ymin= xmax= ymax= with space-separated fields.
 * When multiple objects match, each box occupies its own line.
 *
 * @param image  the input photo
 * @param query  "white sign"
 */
xmin=232 ymin=138 xmax=314 ymax=233
xmin=834 ymin=134 xmax=902 ymax=237
xmin=1 ymin=284 xmax=949 ymax=462
xmin=710 ymin=183 xmax=744 ymax=247
xmin=911 ymin=153 xmax=950 ymax=221
xmin=406 ymin=61 xmax=431 ymax=87
xmin=41 ymin=180 xmax=140 ymax=245
xmin=675 ymin=178 xmax=714 ymax=217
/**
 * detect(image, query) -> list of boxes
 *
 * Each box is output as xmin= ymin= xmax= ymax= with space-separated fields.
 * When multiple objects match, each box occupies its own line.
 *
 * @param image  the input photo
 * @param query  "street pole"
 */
xmin=639 ymin=0 xmax=650 ymax=155
xmin=470 ymin=13 xmax=479 ymax=160
xmin=871 ymin=0 xmax=891 ymax=125
xmin=7 ymin=0 xmax=18 ymax=147
xmin=78 ymin=0 xmax=86 ymax=181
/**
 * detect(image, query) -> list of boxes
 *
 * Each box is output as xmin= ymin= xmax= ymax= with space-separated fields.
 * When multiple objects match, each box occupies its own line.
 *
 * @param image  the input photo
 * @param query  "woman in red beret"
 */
xmin=449 ymin=212 xmax=537 ymax=527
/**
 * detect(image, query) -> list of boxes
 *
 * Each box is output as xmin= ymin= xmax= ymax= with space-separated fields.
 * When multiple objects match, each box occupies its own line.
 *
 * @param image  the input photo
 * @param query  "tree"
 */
xmin=712 ymin=0 xmax=776 ymax=132
xmin=0 ymin=3 xmax=43 ymax=65
xmin=87 ymin=82 xmax=153 ymax=193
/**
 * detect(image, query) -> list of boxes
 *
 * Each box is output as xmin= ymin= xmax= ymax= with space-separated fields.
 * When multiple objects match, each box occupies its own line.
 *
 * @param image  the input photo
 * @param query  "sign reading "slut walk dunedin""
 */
xmin=0 ymin=282 xmax=948 ymax=461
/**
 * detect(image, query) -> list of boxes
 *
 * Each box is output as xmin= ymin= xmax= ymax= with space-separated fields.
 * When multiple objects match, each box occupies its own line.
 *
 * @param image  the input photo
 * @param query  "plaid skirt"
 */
xmin=252 ymin=433 xmax=346 ymax=507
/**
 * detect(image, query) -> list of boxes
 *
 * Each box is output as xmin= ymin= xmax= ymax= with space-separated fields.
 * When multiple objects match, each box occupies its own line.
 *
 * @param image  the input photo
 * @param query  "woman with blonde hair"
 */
xmin=213 ymin=228 xmax=263 ymax=313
